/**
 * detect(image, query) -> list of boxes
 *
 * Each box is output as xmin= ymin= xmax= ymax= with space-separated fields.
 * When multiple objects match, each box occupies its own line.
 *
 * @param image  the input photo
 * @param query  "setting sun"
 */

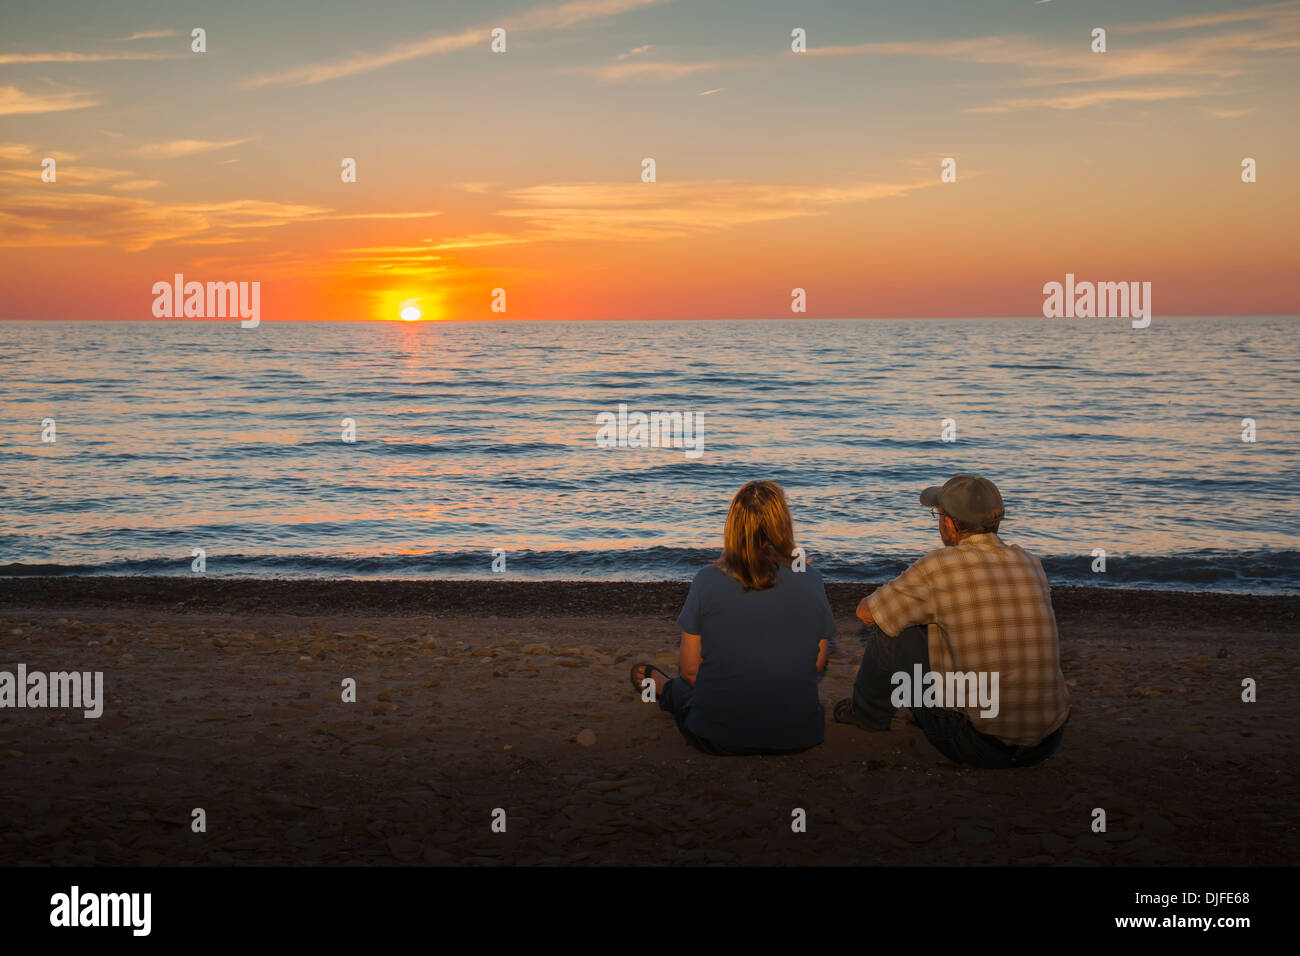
xmin=377 ymin=292 xmax=445 ymax=322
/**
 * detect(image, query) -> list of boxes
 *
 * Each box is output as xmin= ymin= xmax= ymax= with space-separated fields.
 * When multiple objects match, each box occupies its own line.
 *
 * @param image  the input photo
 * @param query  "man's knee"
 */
xmin=867 ymin=624 xmax=929 ymax=672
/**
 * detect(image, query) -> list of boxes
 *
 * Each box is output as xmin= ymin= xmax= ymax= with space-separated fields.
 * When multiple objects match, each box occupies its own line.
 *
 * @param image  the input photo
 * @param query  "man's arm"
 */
xmin=815 ymin=638 xmax=830 ymax=672
xmin=679 ymin=632 xmax=702 ymax=686
xmin=855 ymin=596 xmax=876 ymax=628
xmin=858 ymin=562 xmax=934 ymax=635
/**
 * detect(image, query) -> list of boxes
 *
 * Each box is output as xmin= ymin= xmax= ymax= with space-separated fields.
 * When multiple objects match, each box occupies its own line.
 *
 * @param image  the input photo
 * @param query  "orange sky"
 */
xmin=2 ymin=0 xmax=1297 ymax=320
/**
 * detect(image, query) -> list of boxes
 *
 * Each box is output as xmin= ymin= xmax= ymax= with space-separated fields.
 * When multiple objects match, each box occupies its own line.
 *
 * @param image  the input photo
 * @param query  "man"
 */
xmin=835 ymin=474 xmax=1069 ymax=768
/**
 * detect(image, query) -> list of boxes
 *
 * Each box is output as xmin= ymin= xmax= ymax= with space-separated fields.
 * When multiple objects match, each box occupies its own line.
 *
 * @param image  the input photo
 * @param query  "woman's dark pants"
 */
xmin=658 ymin=678 xmax=809 ymax=757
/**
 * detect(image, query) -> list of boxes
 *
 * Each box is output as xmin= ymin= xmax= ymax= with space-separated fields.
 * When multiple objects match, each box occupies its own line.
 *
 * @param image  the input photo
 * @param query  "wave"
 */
xmin=3 ymin=548 xmax=1297 ymax=592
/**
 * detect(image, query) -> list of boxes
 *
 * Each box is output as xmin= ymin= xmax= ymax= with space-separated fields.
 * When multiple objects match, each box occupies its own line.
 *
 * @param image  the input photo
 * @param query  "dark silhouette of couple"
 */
xmin=631 ymin=477 xmax=1069 ymax=768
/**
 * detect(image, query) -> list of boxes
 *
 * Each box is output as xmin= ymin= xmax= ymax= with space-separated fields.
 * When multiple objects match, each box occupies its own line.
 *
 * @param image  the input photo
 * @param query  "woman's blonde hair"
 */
xmin=714 ymin=480 xmax=798 ymax=591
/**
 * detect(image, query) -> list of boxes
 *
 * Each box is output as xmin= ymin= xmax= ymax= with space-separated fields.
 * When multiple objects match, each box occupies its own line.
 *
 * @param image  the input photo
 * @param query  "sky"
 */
xmin=1 ymin=0 xmax=1297 ymax=321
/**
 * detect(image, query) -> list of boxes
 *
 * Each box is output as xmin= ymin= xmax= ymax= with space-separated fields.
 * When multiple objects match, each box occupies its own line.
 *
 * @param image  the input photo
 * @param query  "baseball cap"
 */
xmin=919 ymin=474 xmax=1004 ymax=530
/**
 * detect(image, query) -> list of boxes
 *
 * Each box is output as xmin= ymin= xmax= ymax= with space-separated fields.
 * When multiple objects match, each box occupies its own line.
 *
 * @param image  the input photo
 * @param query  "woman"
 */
xmin=631 ymin=480 xmax=835 ymax=755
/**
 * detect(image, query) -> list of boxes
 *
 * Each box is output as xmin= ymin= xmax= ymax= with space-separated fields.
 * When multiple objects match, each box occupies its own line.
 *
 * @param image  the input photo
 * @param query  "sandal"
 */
xmin=629 ymin=662 xmax=671 ymax=693
xmin=833 ymin=698 xmax=858 ymax=724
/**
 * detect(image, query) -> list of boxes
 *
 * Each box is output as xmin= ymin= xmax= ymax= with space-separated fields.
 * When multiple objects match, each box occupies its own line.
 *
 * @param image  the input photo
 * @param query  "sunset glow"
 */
xmin=0 ymin=1 xmax=1295 ymax=322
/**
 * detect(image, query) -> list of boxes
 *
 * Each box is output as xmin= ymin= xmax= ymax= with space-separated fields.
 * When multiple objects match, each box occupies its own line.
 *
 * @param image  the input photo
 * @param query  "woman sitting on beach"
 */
xmin=631 ymin=480 xmax=835 ymax=755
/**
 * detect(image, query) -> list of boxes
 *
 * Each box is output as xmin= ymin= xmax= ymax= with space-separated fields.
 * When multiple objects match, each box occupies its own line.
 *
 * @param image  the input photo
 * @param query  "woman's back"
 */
xmin=677 ymin=563 xmax=834 ymax=751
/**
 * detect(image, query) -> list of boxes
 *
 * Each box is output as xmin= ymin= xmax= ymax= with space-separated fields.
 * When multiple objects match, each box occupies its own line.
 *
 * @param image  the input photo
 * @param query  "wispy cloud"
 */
xmin=423 ymin=232 xmax=524 ymax=250
xmin=494 ymin=179 xmax=938 ymax=242
xmin=617 ymin=44 xmax=654 ymax=59
xmin=121 ymin=30 xmax=179 ymax=41
xmin=1205 ymin=106 xmax=1256 ymax=119
xmin=0 ymin=143 xmax=76 ymax=160
xmin=805 ymin=2 xmax=1300 ymax=112
xmin=0 ymin=192 xmax=334 ymax=251
xmin=135 ymin=138 xmax=251 ymax=158
xmin=0 ymin=165 xmax=134 ymax=186
xmin=1123 ymin=1 xmax=1300 ymax=33
xmin=241 ymin=28 xmax=482 ymax=89
xmin=324 ymin=211 xmax=442 ymax=221
xmin=312 ymin=177 xmax=939 ymax=272
xmin=0 ymin=51 xmax=172 ymax=64
xmin=0 ymin=165 xmax=441 ymax=252
xmin=242 ymin=0 xmax=667 ymax=88
xmin=0 ymin=143 xmax=38 ymax=161
xmin=969 ymin=86 xmax=1206 ymax=113
xmin=578 ymin=58 xmax=743 ymax=83
xmin=0 ymin=85 xmax=100 ymax=115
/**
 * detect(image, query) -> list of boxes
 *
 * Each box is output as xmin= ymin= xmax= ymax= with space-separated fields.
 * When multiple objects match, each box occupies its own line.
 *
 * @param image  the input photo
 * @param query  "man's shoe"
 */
xmin=894 ymin=705 xmax=918 ymax=726
xmin=833 ymin=698 xmax=891 ymax=731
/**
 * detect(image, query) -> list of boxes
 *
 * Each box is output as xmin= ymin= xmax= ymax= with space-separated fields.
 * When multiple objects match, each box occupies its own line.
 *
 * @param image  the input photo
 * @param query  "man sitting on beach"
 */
xmin=834 ymin=474 xmax=1069 ymax=768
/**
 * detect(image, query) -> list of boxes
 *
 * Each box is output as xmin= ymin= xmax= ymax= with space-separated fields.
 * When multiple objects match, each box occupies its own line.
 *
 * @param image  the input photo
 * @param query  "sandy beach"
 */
xmin=0 ymin=578 xmax=1295 ymax=867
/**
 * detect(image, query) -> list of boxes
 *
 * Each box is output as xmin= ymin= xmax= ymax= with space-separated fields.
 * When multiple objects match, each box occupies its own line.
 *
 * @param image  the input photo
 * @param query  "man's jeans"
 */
xmin=849 ymin=625 xmax=1067 ymax=768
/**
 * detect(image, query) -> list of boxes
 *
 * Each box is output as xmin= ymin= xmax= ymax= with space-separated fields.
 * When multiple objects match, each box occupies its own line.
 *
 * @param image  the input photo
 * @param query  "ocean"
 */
xmin=1 ymin=317 xmax=1297 ymax=592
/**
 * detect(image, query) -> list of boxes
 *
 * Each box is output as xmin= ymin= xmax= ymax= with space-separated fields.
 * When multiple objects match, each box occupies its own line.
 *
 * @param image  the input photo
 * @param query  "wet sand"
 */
xmin=0 ymin=578 xmax=1296 ymax=866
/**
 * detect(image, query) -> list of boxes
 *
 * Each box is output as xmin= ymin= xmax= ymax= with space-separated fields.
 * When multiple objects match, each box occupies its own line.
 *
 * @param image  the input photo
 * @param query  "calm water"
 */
xmin=1 ymin=318 xmax=1297 ymax=592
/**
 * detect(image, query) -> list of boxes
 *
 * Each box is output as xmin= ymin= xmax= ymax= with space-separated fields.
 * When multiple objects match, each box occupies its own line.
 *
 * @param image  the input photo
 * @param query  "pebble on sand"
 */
xmin=576 ymin=729 xmax=597 ymax=747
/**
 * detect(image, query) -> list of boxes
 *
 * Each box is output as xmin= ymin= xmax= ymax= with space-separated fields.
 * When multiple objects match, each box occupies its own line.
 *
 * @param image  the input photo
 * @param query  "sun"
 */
xmin=383 ymin=293 xmax=442 ymax=322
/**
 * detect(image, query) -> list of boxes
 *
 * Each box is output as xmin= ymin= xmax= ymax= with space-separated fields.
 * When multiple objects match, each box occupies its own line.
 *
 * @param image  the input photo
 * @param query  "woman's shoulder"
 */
xmin=779 ymin=563 xmax=826 ymax=584
xmin=690 ymin=564 xmax=728 ymax=586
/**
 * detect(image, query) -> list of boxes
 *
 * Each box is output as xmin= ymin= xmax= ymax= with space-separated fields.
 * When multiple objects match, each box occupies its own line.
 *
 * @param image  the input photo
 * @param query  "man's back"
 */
xmin=867 ymin=533 xmax=1070 ymax=746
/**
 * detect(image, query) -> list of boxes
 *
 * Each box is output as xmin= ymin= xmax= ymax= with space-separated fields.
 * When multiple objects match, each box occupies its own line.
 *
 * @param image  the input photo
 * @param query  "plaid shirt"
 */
xmin=866 ymin=533 xmax=1069 ymax=746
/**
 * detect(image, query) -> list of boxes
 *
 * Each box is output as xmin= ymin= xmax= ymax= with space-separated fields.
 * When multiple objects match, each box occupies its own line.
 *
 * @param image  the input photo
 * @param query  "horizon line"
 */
xmin=3 ymin=314 xmax=1297 ymax=323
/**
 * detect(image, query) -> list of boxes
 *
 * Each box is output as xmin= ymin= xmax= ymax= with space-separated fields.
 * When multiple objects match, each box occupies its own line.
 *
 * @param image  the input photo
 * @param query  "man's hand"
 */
xmin=856 ymin=596 xmax=875 ymax=628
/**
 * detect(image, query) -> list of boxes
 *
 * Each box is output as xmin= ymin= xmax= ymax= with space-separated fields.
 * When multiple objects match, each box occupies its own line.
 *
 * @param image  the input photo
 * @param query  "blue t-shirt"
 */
xmin=675 ymin=563 xmax=835 ymax=751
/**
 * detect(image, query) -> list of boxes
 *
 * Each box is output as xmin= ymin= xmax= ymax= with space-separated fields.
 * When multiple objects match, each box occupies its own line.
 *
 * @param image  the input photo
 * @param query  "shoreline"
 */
xmin=2 ymin=577 xmax=1298 ymax=628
